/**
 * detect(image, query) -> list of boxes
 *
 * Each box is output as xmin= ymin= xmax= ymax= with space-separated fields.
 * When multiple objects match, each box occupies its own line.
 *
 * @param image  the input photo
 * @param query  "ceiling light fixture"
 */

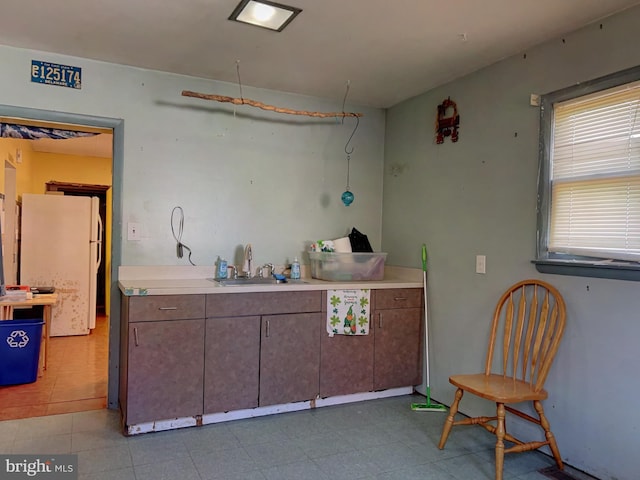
xmin=229 ymin=0 xmax=302 ymax=32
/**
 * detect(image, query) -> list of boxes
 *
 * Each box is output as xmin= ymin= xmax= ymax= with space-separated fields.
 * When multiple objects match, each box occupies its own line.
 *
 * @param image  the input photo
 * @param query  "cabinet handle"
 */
xmin=394 ymin=297 xmax=407 ymax=301
xmin=265 ymin=320 xmax=270 ymax=338
xmin=379 ymin=312 xmax=383 ymax=329
xmin=158 ymin=306 xmax=178 ymax=311
xmin=134 ymin=327 xmax=139 ymax=346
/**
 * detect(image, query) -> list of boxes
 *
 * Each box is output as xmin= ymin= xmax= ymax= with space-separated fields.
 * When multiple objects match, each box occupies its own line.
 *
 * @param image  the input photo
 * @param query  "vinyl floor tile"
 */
xmin=0 ymin=394 xmax=600 ymax=480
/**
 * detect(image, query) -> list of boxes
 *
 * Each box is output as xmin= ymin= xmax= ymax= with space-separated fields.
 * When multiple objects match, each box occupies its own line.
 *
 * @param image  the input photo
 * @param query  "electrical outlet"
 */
xmin=128 ymin=222 xmax=142 ymax=241
xmin=476 ymin=255 xmax=486 ymax=274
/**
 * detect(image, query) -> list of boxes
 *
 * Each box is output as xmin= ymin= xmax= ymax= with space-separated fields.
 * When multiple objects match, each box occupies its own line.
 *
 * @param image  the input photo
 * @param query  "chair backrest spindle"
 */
xmin=512 ymin=286 xmax=527 ymax=379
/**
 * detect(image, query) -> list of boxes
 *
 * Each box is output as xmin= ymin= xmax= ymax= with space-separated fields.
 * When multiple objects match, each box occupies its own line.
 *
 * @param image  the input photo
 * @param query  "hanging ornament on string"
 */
xmin=342 ymin=155 xmax=354 ymax=206
xmin=341 ymin=115 xmax=359 ymax=206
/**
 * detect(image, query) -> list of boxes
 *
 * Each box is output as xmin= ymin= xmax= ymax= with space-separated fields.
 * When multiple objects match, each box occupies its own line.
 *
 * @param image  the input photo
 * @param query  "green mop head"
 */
xmin=411 ymin=387 xmax=447 ymax=412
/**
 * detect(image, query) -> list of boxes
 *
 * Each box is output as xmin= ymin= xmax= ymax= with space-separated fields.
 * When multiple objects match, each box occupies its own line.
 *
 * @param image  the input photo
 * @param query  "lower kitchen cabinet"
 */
xmin=320 ymin=333 xmax=374 ymax=397
xmin=125 ymin=318 xmax=205 ymax=425
xmin=372 ymin=289 xmax=423 ymax=391
xmin=259 ymin=312 xmax=322 ymax=406
xmin=120 ymin=294 xmax=206 ymax=427
xmin=204 ymin=315 xmax=261 ymax=414
xmin=119 ymin=288 xmax=422 ymax=430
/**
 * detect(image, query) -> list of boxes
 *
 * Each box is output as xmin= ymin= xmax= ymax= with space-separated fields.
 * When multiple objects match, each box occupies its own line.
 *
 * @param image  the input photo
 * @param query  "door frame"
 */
xmin=0 ymin=103 xmax=124 ymax=410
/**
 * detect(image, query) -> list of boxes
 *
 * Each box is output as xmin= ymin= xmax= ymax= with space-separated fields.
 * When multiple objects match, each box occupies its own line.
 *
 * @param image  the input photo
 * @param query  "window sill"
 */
xmin=533 ymin=259 xmax=640 ymax=282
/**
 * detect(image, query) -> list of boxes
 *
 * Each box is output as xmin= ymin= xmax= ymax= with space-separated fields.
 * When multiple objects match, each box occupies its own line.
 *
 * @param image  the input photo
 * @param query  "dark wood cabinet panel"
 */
xmin=125 ymin=319 xmax=205 ymax=425
xmin=259 ymin=312 xmax=321 ymax=406
xmin=206 ymin=291 xmax=322 ymax=317
xmin=128 ymin=294 xmax=205 ymax=322
xmin=373 ymin=288 xmax=422 ymax=310
xmin=373 ymin=307 xmax=422 ymax=390
xmin=204 ymin=316 xmax=261 ymax=414
xmin=320 ymin=333 xmax=374 ymax=397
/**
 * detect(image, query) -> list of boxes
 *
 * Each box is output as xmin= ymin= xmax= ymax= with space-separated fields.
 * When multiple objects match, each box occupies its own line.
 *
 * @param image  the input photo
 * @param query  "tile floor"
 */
xmin=0 ymin=394 xmax=597 ymax=480
xmin=0 ymin=315 xmax=108 ymax=420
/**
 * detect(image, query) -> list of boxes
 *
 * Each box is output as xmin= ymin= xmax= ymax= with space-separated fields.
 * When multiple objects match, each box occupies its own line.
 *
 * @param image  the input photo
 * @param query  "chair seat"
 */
xmin=450 ymin=373 xmax=548 ymax=403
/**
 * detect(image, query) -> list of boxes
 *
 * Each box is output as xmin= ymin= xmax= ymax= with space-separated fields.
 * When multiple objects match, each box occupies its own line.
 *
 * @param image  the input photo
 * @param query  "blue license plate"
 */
xmin=31 ymin=60 xmax=82 ymax=89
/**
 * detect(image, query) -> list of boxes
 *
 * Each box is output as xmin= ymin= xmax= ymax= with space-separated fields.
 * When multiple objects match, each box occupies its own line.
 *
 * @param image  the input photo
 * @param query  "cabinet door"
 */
xmin=204 ymin=316 xmax=261 ymax=414
xmin=126 ymin=319 xmax=205 ymax=425
xmin=259 ymin=312 xmax=321 ymax=406
xmin=320 ymin=333 xmax=373 ymax=397
xmin=373 ymin=307 xmax=422 ymax=390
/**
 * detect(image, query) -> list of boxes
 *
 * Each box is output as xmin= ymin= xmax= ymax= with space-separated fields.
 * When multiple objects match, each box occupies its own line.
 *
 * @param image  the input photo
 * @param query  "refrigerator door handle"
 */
xmin=95 ymin=214 xmax=103 ymax=269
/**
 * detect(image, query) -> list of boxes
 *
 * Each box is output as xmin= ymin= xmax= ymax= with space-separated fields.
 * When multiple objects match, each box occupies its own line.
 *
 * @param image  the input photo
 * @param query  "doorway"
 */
xmin=0 ymin=106 xmax=123 ymax=419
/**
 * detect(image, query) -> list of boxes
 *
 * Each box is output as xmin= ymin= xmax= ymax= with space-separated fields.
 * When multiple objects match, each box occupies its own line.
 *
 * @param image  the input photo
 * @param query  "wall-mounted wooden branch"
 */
xmin=181 ymin=90 xmax=363 ymax=118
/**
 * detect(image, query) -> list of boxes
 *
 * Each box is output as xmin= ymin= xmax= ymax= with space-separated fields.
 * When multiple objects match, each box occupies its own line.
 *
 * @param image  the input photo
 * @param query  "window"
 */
xmin=536 ymin=65 xmax=640 ymax=281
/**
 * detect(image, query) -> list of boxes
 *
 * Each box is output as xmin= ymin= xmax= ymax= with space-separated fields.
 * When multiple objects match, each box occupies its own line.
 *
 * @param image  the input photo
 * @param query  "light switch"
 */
xmin=476 ymin=255 xmax=486 ymax=274
xmin=128 ymin=222 xmax=142 ymax=241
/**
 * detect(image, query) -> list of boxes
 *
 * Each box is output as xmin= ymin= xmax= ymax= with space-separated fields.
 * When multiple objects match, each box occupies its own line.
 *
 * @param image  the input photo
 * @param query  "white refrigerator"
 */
xmin=20 ymin=193 xmax=102 ymax=336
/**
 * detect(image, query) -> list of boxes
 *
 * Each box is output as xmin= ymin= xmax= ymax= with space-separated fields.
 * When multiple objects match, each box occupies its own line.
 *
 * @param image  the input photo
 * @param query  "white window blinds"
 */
xmin=550 ymin=80 xmax=640 ymax=261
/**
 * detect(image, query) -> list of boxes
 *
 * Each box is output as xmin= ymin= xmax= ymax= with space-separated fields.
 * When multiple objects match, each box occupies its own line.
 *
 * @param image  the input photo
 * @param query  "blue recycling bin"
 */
xmin=0 ymin=319 xmax=44 ymax=386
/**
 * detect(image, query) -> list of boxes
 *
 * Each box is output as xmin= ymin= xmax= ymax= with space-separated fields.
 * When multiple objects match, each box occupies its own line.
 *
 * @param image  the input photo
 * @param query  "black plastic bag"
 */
xmin=348 ymin=227 xmax=373 ymax=252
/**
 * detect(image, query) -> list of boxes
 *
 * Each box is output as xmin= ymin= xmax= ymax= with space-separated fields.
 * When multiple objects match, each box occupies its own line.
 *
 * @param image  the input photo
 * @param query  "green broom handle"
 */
xmin=422 ymin=244 xmax=428 ymax=272
xmin=422 ymin=244 xmax=431 ymax=394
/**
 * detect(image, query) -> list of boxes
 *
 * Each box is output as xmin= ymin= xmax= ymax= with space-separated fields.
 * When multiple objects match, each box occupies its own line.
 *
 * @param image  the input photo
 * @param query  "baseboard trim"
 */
xmin=125 ymin=386 xmax=414 ymax=435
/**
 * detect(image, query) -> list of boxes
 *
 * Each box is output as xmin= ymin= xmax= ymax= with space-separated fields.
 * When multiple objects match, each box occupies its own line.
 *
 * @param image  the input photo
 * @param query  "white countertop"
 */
xmin=119 ymin=265 xmax=423 ymax=296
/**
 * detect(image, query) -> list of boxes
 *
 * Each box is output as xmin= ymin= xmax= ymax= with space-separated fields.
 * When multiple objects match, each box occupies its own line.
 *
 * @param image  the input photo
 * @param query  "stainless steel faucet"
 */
xmin=227 ymin=264 xmax=238 ymax=279
xmin=243 ymin=244 xmax=253 ymax=278
xmin=257 ymin=263 xmax=275 ymax=278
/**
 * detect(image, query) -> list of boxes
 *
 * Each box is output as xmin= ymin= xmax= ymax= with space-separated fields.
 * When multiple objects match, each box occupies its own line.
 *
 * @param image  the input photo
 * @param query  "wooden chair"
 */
xmin=438 ymin=279 xmax=566 ymax=480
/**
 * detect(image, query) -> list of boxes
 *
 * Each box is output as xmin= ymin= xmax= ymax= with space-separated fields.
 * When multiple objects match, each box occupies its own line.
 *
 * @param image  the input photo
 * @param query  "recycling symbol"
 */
xmin=6 ymin=330 xmax=30 ymax=348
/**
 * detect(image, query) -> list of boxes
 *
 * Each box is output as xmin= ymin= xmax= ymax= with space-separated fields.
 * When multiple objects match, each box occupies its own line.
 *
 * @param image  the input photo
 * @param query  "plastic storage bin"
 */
xmin=309 ymin=252 xmax=387 ymax=281
xmin=0 ymin=319 xmax=44 ymax=386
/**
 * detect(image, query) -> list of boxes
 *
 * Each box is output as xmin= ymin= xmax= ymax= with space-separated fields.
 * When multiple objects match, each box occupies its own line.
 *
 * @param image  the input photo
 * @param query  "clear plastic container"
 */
xmin=308 ymin=252 xmax=387 ymax=281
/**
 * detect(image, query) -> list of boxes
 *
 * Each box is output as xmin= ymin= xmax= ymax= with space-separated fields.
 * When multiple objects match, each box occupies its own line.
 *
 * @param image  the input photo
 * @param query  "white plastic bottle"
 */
xmin=291 ymin=257 xmax=301 ymax=280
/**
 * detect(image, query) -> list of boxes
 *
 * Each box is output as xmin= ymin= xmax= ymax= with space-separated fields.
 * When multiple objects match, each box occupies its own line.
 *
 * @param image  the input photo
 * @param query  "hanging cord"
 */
xmin=344 ymin=115 xmax=359 ymax=190
xmin=234 ymin=60 xmax=244 ymax=118
xmin=344 ymin=114 xmax=360 ymax=155
xmin=345 ymin=154 xmax=351 ymax=190
xmin=341 ymin=80 xmax=351 ymax=124
xmin=171 ymin=206 xmax=195 ymax=266
xmin=236 ymin=60 xmax=244 ymax=101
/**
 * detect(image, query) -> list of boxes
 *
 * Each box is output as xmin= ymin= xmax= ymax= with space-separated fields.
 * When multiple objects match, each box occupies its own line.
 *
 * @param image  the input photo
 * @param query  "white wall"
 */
xmin=0 ymin=43 xmax=386 ymax=413
xmin=0 ymin=45 xmax=386 ymax=271
xmin=383 ymin=6 xmax=640 ymax=480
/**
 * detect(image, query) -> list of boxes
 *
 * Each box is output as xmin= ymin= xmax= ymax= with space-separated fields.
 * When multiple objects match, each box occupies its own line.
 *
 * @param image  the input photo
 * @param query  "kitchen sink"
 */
xmin=211 ymin=277 xmax=306 ymax=286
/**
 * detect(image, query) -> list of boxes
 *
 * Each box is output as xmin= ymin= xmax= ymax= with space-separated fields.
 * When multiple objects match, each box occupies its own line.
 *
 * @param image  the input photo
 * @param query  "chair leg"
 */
xmin=534 ymin=400 xmax=564 ymax=470
xmin=495 ymin=402 xmax=506 ymax=480
xmin=438 ymin=388 xmax=463 ymax=449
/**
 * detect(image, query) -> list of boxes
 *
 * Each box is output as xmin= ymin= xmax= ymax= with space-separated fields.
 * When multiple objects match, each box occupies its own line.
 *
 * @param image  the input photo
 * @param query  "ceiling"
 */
xmin=1 ymin=0 xmax=639 ymax=111
xmin=28 ymin=134 xmax=113 ymax=159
